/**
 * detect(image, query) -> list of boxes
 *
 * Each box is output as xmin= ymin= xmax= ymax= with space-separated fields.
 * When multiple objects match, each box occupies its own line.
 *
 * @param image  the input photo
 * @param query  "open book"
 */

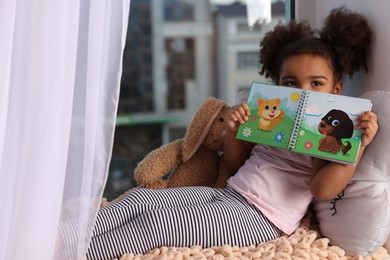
xmin=236 ymin=82 xmax=372 ymax=166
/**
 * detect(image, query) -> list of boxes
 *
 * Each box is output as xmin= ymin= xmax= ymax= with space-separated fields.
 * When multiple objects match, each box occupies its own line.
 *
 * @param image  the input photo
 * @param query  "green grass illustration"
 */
xmin=236 ymin=110 xmax=295 ymax=149
xmin=237 ymin=109 xmax=360 ymax=164
xmin=294 ymin=128 xmax=360 ymax=164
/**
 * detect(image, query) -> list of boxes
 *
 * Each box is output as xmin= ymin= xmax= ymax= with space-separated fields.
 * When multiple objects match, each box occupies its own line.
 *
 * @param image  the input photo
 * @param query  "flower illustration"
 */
xmin=242 ymin=127 xmax=252 ymax=138
xmin=299 ymin=130 xmax=305 ymax=136
xmin=304 ymin=141 xmax=313 ymax=150
xmin=274 ymin=131 xmax=285 ymax=143
xmin=251 ymin=116 xmax=257 ymax=121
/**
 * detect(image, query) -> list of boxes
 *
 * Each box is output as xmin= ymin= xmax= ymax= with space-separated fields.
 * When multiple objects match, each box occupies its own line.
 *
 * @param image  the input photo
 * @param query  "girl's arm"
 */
xmin=310 ymin=111 xmax=378 ymax=200
xmin=224 ymin=130 xmax=256 ymax=174
xmin=223 ymin=103 xmax=256 ymax=174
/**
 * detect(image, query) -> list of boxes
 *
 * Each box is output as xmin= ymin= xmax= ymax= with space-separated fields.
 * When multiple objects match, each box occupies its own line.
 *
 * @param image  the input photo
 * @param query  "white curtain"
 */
xmin=0 ymin=0 xmax=130 ymax=259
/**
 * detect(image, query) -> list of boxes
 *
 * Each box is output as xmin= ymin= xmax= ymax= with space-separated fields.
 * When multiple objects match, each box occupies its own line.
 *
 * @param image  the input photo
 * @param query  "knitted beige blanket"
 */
xmin=99 ymin=196 xmax=388 ymax=260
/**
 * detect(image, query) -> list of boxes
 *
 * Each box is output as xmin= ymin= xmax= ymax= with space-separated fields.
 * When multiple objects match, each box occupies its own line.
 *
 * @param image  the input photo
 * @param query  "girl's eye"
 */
xmin=311 ymin=81 xmax=323 ymax=87
xmin=284 ymin=81 xmax=296 ymax=87
xmin=265 ymin=105 xmax=270 ymax=110
xmin=332 ymin=120 xmax=340 ymax=126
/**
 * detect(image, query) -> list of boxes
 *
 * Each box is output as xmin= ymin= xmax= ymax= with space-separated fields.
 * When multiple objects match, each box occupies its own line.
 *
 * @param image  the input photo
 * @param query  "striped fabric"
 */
xmin=85 ymin=186 xmax=281 ymax=260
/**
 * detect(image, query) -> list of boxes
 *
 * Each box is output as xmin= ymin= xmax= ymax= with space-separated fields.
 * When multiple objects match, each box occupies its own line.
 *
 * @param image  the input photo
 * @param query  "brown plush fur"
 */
xmin=134 ymin=97 xmax=232 ymax=189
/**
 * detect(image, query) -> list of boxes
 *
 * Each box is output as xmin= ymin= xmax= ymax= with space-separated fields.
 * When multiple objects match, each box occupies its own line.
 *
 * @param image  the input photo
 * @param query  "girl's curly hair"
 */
xmin=259 ymin=6 xmax=372 ymax=84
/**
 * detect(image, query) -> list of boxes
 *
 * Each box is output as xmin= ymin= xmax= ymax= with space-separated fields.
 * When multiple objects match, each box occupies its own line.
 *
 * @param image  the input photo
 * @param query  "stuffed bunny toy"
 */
xmin=134 ymin=97 xmax=231 ymax=189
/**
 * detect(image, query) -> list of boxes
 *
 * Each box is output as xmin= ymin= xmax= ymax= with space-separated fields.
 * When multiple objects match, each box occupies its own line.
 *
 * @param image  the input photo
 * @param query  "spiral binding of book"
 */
xmin=288 ymin=90 xmax=310 ymax=150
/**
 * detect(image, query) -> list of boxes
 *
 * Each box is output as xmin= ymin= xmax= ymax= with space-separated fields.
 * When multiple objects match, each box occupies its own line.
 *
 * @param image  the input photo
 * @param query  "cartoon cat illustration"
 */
xmin=257 ymin=98 xmax=285 ymax=131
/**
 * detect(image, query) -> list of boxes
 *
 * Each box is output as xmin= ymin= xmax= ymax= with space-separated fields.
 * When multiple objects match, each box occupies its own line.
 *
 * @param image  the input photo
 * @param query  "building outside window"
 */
xmin=118 ymin=0 xmax=153 ymax=114
xmin=164 ymin=0 xmax=194 ymax=21
xmin=237 ymin=21 xmax=262 ymax=33
xmin=104 ymin=0 xmax=287 ymax=200
xmin=165 ymin=38 xmax=195 ymax=109
xmin=237 ymin=51 xmax=260 ymax=70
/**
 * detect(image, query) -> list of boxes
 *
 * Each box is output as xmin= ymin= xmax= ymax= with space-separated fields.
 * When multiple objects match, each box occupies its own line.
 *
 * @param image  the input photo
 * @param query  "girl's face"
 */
xmin=278 ymin=54 xmax=343 ymax=94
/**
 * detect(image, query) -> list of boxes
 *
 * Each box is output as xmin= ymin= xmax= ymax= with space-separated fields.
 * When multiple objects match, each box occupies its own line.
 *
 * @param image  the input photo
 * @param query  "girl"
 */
xmin=75 ymin=7 xmax=378 ymax=260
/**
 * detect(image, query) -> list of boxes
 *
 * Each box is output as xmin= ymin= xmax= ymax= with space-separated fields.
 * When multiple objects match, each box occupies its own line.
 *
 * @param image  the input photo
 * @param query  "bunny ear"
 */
xmin=182 ymin=97 xmax=226 ymax=162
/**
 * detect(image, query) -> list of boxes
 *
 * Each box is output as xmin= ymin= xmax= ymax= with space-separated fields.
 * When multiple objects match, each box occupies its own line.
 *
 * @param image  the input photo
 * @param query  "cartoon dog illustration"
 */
xmin=257 ymin=98 xmax=285 ymax=131
xmin=318 ymin=109 xmax=354 ymax=154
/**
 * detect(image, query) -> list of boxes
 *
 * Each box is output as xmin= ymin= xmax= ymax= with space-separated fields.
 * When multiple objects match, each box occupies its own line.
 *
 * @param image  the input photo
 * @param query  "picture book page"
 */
xmin=236 ymin=83 xmax=304 ymax=149
xmin=293 ymin=91 xmax=372 ymax=164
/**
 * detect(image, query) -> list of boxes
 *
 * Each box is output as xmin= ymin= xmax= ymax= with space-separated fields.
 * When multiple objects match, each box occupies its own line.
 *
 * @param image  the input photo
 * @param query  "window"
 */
xmin=118 ymin=0 xmax=153 ymax=114
xmin=237 ymin=51 xmax=259 ymax=70
xmin=165 ymin=38 xmax=195 ymax=109
xmin=164 ymin=0 xmax=194 ymax=21
xmin=104 ymin=0 xmax=288 ymax=200
xmin=237 ymin=21 xmax=262 ymax=33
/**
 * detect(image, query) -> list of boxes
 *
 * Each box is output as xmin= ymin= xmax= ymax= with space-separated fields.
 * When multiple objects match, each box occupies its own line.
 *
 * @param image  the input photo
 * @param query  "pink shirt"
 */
xmin=227 ymin=144 xmax=313 ymax=235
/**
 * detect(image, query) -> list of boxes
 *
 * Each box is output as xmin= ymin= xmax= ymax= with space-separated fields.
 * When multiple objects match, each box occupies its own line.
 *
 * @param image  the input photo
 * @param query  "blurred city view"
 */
xmin=104 ymin=0 xmax=287 ymax=200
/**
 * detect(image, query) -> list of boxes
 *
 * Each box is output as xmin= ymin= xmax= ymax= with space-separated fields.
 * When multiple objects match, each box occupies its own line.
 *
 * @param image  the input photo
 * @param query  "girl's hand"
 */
xmin=225 ymin=103 xmax=251 ymax=132
xmin=356 ymin=111 xmax=378 ymax=147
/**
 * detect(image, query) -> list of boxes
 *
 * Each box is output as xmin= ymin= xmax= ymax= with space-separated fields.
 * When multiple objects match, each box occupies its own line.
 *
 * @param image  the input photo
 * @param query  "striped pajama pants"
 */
xmin=86 ymin=186 xmax=281 ymax=260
